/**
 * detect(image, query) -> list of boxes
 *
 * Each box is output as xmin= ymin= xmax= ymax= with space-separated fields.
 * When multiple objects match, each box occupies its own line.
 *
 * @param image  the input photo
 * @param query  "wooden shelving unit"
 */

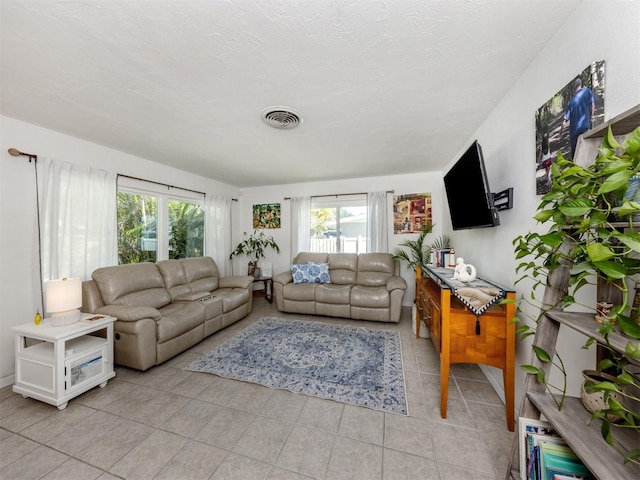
xmin=506 ymin=104 xmax=640 ymax=480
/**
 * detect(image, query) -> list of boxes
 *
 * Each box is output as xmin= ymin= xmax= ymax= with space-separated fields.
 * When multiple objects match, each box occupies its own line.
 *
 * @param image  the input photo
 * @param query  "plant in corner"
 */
xmin=230 ymin=230 xmax=280 ymax=276
xmin=513 ymin=126 xmax=640 ymax=464
xmin=392 ymin=223 xmax=451 ymax=272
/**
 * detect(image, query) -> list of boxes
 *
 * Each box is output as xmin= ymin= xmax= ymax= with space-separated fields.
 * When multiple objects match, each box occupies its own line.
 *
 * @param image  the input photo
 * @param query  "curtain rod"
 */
xmin=117 ymin=174 xmax=238 ymax=201
xmin=283 ymin=190 xmax=394 ymax=200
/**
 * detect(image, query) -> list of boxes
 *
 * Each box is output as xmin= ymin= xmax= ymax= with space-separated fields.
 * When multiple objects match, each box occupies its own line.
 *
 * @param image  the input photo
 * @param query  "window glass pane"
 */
xmin=310 ymin=203 xmax=367 ymax=253
xmin=117 ymin=192 xmax=157 ymax=264
xmin=168 ymin=199 xmax=204 ymax=259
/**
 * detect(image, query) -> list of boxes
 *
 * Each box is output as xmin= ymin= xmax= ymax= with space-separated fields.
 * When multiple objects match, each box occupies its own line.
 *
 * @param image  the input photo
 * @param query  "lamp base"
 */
xmin=50 ymin=309 xmax=82 ymax=326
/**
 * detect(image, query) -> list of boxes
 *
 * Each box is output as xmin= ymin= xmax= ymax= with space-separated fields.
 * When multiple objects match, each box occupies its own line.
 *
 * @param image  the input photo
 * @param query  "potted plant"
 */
xmin=230 ymin=230 xmax=280 ymax=276
xmin=513 ymin=126 xmax=640 ymax=463
xmin=392 ymin=223 xmax=435 ymax=272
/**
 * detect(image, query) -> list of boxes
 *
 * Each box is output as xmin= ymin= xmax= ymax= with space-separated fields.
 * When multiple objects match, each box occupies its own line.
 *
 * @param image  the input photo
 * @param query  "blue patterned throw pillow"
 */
xmin=290 ymin=264 xmax=310 ymax=284
xmin=307 ymin=262 xmax=331 ymax=283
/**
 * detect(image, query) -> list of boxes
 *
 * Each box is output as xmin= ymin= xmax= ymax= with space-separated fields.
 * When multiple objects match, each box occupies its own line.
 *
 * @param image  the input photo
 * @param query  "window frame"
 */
xmin=117 ymin=177 xmax=205 ymax=262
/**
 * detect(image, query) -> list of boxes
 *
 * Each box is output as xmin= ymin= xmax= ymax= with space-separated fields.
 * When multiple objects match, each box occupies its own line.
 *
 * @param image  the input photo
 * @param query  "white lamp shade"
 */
xmin=46 ymin=278 xmax=82 ymax=325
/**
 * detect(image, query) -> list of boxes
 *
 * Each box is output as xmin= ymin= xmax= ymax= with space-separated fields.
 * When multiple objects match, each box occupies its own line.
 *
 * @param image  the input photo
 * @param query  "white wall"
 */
xmin=443 ymin=1 xmax=640 ymax=406
xmin=0 ymin=116 xmax=240 ymax=386
xmin=235 ymin=172 xmax=446 ymax=299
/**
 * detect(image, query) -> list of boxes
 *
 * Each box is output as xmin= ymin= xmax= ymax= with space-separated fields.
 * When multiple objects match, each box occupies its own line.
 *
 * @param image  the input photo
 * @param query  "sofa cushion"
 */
xmin=283 ymin=282 xmax=317 ymax=301
xmin=351 ymin=285 xmax=390 ymax=308
xmin=356 ymin=253 xmax=394 ymax=287
xmin=315 ymin=284 xmax=351 ymax=304
xmin=328 ymin=253 xmax=357 ymax=284
xmin=156 ymin=302 xmax=205 ymax=342
xmin=182 ymin=257 xmax=220 ymax=292
xmin=92 ymin=263 xmax=171 ymax=308
xmin=293 ymin=252 xmax=329 ymax=264
xmin=212 ymin=288 xmax=250 ymax=313
xmin=157 ymin=259 xmax=192 ymax=300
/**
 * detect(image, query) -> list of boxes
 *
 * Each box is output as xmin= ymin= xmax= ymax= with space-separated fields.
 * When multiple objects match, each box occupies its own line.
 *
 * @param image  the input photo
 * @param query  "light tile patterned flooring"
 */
xmin=0 ymin=300 xmax=515 ymax=480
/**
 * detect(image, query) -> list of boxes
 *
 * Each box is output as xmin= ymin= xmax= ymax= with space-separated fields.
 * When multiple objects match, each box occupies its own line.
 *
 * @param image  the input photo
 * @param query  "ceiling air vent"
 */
xmin=260 ymin=107 xmax=303 ymax=129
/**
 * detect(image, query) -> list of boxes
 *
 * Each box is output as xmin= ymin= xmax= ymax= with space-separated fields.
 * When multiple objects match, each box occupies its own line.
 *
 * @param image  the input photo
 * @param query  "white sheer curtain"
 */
xmin=40 ymin=158 xmax=117 ymax=282
xmin=204 ymin=194 xmax=232 ymax=276
xmin=290 ymin=196 xmax=310 ymax=261
xmin=367 ymin=191 xmax=389 ymax=253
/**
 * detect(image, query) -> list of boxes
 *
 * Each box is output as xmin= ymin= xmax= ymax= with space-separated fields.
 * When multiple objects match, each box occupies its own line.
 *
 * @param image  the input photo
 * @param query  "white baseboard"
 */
xmin=0 ymin=374 xmax=15 ymax=389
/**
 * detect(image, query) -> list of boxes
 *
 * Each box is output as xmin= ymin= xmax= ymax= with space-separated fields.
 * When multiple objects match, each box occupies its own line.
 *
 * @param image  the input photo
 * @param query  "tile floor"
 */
xmin=0 ymin=300 xmax=515 ymax=480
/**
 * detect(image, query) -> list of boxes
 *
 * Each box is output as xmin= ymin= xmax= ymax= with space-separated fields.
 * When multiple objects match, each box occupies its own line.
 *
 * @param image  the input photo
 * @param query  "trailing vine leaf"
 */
xmin=532 ymin=345 xmax=551 ymax=363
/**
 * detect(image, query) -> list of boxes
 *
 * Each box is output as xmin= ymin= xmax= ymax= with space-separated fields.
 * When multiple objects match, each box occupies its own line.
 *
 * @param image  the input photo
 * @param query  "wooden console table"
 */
xmin=415 ymin=265 xmax=516 ymax=431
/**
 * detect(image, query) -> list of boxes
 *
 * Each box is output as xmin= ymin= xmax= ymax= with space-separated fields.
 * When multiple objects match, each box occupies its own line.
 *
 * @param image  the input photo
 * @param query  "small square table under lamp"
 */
xmin=46 ymin=277 xmax=82 ymax=326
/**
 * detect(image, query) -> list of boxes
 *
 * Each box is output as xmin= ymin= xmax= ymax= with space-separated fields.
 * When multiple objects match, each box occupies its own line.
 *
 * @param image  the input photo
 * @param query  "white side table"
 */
xmin=13 ymin=314 xmax=116 ymax=410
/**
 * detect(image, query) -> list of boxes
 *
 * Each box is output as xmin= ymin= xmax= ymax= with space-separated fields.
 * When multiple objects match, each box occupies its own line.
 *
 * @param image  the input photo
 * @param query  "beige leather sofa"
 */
xmin=273 ymin=252 xmax=407 ymax=322
xmin=82 ymin=257 xmax=252 ymax=371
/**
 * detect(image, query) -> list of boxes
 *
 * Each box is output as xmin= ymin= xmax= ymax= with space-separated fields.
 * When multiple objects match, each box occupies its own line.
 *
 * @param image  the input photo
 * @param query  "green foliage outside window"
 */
xmin=117 ymin=192 xmax=204 ymax=264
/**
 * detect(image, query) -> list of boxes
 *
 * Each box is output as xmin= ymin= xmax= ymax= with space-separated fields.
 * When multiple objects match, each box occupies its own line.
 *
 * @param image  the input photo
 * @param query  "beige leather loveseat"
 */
xmin=82 ymin=257 xmax=252 ymax=371
xmin=273 ymin=252 xmax=407 ymax=322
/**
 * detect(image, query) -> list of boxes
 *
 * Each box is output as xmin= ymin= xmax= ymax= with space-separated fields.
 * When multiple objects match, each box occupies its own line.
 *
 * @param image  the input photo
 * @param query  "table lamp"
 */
xmin=46 ymin=277 xmax=82 ymax=326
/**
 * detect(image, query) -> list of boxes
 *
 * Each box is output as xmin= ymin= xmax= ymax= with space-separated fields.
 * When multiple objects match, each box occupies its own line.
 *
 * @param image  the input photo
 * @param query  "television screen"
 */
xmin=444 ymin=140 xmax=500 ymax=230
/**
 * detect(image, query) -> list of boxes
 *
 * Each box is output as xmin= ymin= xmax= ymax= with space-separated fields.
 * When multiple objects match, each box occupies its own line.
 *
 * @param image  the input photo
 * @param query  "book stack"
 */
xmin=431 ymin=249 xmax=452 ymax=268
xmin=519 ymin=418 xmax=594 ymax=480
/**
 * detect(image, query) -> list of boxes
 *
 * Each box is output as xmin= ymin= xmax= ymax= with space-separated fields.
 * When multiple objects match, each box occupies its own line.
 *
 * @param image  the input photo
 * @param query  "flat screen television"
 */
xmin=444 ymin=140 xmax=500 ymax=230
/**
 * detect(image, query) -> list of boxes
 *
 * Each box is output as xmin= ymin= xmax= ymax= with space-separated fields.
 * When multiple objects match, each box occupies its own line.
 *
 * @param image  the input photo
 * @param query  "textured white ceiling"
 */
xmin=1 ymin=0 xmax=580 ymax=187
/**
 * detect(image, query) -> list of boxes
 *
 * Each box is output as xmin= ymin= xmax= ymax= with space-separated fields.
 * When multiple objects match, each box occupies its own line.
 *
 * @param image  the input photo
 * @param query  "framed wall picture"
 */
xmin=534 ymin=60 xmax=605 ymax=195
xmin=393 ymin=193 xmax=432 ymax=234
xmin=253 ymin=203 xmax=281 ymax=229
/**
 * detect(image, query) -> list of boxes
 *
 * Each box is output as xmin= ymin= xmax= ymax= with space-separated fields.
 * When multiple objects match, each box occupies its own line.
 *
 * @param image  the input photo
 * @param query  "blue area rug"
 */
xmin=185 ymin=317 xmax=407 ymax=415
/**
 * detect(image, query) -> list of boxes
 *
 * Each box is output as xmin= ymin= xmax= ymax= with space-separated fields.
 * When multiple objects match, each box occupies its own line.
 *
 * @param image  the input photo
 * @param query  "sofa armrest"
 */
xmin=219 ymin=275 xmax=253 ymax=289
xmin=273 ymin=271 xmax=292 ymax=286
xmin=94 ymin=305 xmax=161 ymax=322
xmin=386 ymin=276 xmax=407 ymax=292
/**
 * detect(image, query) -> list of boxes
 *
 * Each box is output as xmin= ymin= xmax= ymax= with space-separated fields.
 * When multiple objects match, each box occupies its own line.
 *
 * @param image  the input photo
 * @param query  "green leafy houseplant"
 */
xmin=513 ymin=126 xmax=640 ymax=463
xmin=392 ymin=223 xmax=451 ymax=272
xmin=230 ymin=230 xmax=280 ymax=275
xmin=392 ymin=223 xmax=435 ymax=271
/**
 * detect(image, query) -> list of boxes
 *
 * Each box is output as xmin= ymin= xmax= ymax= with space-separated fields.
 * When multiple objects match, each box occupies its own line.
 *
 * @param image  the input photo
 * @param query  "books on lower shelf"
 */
xmin=518 ymin=417 xmax=594 ymax=480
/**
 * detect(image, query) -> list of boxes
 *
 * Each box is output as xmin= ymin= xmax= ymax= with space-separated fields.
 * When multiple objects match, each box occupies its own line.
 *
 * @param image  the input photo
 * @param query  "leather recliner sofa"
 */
xmin=82 ymin=256 xmax=253 ymax=371
xmin=273 ymin=252 xmax=407 ymax=322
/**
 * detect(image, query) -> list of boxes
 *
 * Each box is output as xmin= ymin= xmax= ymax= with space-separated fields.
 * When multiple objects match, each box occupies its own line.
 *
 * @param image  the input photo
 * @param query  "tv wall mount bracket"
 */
xmin=493 ymin=188 xmax=513 ymax=211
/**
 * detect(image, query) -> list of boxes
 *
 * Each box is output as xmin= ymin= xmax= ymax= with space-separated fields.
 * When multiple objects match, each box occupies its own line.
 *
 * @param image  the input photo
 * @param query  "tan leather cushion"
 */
xmin=92 ymin=263 xmax=171 ymax=308
xmin=282 ymin=283 xmax=317 ymax=301
xmin=356 ymin=253 xmax=394 ymax=287
xmin=328 ymin=253 xmax=357 ymax=284
xmin=157 ymin=259 xmax=193 ymax=300
xmin=315 ymin=284 xmax=352 ymax=304
xmin=156 ymin=302 xmax=205 ymax=342
xmin=293 ymin=252 xmax=329 ymax=264
xmin=351 ymin=285 xmax=390 ymax=308
xmin=212 ymin=288 xmax=250 ymax=313
xmin=182 ymin=257 xmax=220 ymax=292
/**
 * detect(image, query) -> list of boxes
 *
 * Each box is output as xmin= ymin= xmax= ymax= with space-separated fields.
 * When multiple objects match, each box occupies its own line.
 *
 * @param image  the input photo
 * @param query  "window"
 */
xmin=310 ymin=195 xmax=367 ymax=253
xmin=117 ymin=178 xmax=204 ymax=264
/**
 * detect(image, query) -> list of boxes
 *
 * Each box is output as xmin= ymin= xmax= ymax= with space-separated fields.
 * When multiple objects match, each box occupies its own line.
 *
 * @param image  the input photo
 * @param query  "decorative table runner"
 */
xmin=423 ymin=265 xmax=508 ymax=316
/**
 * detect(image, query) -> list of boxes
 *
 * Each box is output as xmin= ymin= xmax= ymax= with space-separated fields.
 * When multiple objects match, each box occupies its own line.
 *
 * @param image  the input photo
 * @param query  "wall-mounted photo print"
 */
xmin=253 ymin=203 xmax=281 ymax=229
xmin=393 ymin=193 xmax=432 ymax=234
xmin=535 ymin=60 xmax=605 ymax=195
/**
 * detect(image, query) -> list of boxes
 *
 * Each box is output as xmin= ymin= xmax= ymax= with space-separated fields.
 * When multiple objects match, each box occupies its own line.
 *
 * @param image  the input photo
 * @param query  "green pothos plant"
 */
xmin=513 ymin=126 xmax=640 ymax=464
